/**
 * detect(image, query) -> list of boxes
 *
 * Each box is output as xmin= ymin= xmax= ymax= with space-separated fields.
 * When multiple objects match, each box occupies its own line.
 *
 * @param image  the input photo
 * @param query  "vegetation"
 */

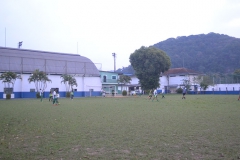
xmin=116 ymin=65 xmax=135 ymax=75
xmin=0 ymin=71 xmax=21 ymax=94
xmin=130 ymin=46 xmax=171 ymax=90
xmin=153 ymin=32 xmax=240 ymax=74
xmin=36 ymin=92 xmax=41 ymax=98
xmin=233 ymin=69 xmax=240 ymax=83
xmin=122 ymin=90 xmax=127 ymax=96
xmin=176 ymin=87 xmax=183 ymax=94
xmin=60 ymin=74 xmax=78 ymax=96
xmin=118 ymin=75 xmax=131 ymax=91
xmin=117 ymin=33 xmax=240 ymax=76
xmin=66 ymin=92 xmax=71 ymax=98
xmin=28 ymin=69 xmax=51 ymax=93
xmin=6 ymin=93 xmax=11 ymax=99
xmin=198 ymin=75 xmax=214 ymax=91
xmin=0 ymin=95 xmax=239 ymax=159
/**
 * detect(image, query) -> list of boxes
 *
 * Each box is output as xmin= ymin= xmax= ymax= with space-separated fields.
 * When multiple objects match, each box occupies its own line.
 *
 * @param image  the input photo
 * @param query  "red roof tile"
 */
xmin=162 ymin=68 xmax=202 ymax=75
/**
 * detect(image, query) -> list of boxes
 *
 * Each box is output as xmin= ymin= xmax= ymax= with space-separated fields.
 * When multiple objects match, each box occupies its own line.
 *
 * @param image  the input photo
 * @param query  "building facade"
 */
xmin=0 ymin=47 xmax=102 ymax=99
xmin=123 ymin=68 xmax=240 ymax=95
xmin=100 ymin=71 xmax=120 ymax=95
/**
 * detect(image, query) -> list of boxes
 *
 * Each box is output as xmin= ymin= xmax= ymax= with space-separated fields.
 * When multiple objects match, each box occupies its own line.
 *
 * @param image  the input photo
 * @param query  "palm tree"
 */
xmin=28 ymin=69 xmax=51 ymax=93
xmin=60 ymin=74 xmax=78 ymax=93
xmin=0 ymin=72 xmax=21 ymax=94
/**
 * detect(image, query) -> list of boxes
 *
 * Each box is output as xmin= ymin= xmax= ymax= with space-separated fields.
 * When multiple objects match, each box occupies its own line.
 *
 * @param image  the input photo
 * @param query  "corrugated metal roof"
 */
xmin=0 ymin=47 xmax=100 ymax=76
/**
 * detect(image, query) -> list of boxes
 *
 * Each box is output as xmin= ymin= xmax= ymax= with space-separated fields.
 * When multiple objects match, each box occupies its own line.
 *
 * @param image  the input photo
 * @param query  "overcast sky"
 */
xmin=1 ymin=0 xmax=240 ymax=71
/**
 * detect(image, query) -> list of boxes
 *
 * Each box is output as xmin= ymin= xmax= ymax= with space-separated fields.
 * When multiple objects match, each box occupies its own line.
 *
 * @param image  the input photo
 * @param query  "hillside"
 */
xmin=153 ymin=33 xmax=240 ymax=74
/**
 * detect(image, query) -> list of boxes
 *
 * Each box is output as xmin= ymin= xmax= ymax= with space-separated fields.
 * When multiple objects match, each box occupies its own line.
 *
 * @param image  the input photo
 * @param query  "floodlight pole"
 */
xmin=112 ymin=53 xmax=116 ymax=72
xmin=5 ymin=28 xmax=6 ymax=47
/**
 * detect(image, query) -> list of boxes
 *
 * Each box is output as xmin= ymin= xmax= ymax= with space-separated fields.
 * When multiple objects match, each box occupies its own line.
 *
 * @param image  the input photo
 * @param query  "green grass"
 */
xmin=0 ymin=95 xmax=240 ymax=159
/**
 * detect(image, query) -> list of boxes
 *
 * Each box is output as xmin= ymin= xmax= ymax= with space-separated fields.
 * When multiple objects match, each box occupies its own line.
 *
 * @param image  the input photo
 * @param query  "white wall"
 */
xmin=205 ymin=84 xmax=240 ymax=91
xmin=131 ymin=76 xmax=139 ymax=85
xmin=0 ymin=74 xmax=102 ymax=92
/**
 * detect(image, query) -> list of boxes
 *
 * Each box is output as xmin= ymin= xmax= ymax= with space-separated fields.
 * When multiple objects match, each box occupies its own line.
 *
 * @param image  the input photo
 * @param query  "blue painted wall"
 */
xmin=0 ymin=91 xmax=102 ymax=99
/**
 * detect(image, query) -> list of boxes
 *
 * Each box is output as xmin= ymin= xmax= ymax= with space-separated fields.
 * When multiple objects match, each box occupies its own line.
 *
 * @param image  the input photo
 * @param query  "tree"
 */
xmin=181 ymin=78 xmax=191 ymax=91
xmin=60 ymin=74 xmax=78 ymax=92
xmin=116 ymin=65 xmax=135 ymax=74
xmin=197 ymin=75 xmax=213 ymax=92
xmin=0 ymin=72 xmax=21 ymax=94
xmin=233 ymin=69 xmax=240 ymax=83
xmin=28 ymin=69 xmax=51 ymax=92
xmin=117 ymin=75 xmax=132 ymax=91
xmin=129 ymin=46 xmax=171 ymax=90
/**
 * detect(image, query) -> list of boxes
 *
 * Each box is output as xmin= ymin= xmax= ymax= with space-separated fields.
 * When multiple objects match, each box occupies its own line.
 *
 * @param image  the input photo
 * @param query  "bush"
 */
xmin=6 ymin=93 xmax=11 ymax=99
xmin=36 ymin=92 xmax=41 ymax=98
xmin=176 ymin=88 xmax=183 ymax=94
xmin=66 ymin=92 xmax=71 ymax=98
xmin=122 ymin=90 xmax=127 ymax=96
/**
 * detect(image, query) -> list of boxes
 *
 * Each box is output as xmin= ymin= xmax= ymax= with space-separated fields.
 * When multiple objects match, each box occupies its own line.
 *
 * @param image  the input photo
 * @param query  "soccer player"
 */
xmin=152 ymin=89 xmax=159 ymax=102
xmin=182 ymin=87 xmax=186 ymax=99
xmin=70 ymin=90 xmax=74 ymax=100
xmin=148 ymin=89 xmax=153 ymax=100
xmin=39 ymin=89 xmax=43 ymax=102
xmin=52 ymin=89 xmax=57 ymax=105
xmin=162 ymin=88 xmax=165 ymax=98
xmin=49 ymin=91 xmax=53 ymax=102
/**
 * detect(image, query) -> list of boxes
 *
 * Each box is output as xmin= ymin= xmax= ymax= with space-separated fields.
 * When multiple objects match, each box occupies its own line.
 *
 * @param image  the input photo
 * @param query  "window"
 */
xmin=112 ymin=75 xmax=117 ymax=79
xmin=30 ymin=89 xmax=35 ymax=92
xmin=179 ymin=75 xmax=185 ymax=76
xmin=103 ymin=75 xmax=106 ymax=82
xmin=4 ymin=88 xmax=13 ymax=94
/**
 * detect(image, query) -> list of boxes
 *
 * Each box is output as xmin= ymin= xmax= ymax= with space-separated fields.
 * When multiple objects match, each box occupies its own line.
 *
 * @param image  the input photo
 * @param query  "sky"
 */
xmin=1 ymin=0 xmax=240 ymax=71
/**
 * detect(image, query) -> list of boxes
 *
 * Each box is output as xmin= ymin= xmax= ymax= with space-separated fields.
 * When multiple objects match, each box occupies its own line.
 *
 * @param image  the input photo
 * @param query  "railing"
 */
xmin=102 ymin=79 xmax=118 ymax=83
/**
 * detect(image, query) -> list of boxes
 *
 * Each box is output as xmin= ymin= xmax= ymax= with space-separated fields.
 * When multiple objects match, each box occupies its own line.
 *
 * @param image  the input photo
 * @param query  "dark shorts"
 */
xmin=183 ymin=93 xmax=186 ymax=96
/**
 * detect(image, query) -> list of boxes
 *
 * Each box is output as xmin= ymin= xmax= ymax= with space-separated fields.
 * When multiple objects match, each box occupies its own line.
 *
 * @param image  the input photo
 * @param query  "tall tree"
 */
xmin=28 ymin=69 xmax=51 ymax=92
xmin=130 ymin=46 xmax=171 ymax=90
xmin=0 ymin=72 xmax=21 ymax=94
xmin=60 ymin=74 xmax=78 ymax=92
xmin=117 ymin=75 xmax=131 ymax=91
xmin=233 ymin=69 xmax=240 ymax=83
xmin=196 ymin=75 xmax=213 ymax=91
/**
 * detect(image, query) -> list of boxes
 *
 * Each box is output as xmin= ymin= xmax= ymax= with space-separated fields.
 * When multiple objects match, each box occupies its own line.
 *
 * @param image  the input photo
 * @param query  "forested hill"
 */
xmin=153 ymin=32 xmax=240 ymax=74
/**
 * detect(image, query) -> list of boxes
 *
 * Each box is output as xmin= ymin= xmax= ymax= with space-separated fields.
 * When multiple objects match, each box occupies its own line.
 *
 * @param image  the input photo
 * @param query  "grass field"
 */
xmin=0 ymin=94 xmax=240 ymax=160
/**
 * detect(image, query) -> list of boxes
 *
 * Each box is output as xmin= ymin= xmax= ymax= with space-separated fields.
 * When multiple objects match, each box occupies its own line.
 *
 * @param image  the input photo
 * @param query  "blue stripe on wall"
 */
xmin=0 ymin=91 xmax=102 ymax=99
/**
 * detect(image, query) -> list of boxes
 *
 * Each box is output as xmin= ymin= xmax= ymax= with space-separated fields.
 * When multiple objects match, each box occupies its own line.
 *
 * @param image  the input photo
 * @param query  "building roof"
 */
xmin=162 ymin=68 xmax=202 ymax=76
xmin=99 ymin=70 xmax=123 ymax=75
xmin=0 ymin=47 xmax=99 ymax=76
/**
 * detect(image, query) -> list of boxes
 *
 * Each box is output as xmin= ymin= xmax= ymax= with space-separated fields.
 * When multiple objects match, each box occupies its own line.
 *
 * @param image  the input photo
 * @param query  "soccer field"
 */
xmin=0 ymin=95 xmax=240 ymax=159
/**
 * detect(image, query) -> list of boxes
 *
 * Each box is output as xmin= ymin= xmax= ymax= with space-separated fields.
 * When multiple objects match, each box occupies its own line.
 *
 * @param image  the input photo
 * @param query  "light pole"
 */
xmin=112 ymin=53 xmax=116 ymax=72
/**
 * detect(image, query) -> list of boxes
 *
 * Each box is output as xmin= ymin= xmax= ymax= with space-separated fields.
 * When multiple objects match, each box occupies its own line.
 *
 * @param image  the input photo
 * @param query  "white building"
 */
xmin=122 ymin=68 xmax=240 ymax=94
xmin=0 ymin=47 xmax=102 ymax=99
xmin=160 ymin=68 xmax=203 ymax=93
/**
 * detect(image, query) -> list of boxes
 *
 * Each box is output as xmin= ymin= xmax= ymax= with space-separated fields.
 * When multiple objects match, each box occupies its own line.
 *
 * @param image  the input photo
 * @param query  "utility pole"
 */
xmin=77 ymin=42 xmax=78 ymax=54
xmin=5 ymin=28 xmax=6 ymax=47
xmin=112 ymin=53 xmax=116 ymax=72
